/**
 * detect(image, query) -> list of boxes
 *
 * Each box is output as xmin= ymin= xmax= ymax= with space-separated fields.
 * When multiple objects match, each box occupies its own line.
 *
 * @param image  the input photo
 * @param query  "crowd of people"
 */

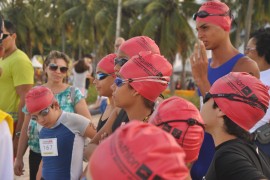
xmin=0 ymin=0 xmax=270 ymax=180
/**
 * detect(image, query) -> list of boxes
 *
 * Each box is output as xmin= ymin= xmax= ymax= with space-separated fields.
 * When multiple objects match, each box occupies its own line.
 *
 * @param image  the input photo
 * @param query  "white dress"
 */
xmin=72 ymin=68 xmax=88 ymax=97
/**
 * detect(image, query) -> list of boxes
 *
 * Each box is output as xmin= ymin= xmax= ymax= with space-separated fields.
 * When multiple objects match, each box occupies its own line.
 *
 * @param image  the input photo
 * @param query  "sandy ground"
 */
xmin=14 ymin=114 xmax=101 ymax=180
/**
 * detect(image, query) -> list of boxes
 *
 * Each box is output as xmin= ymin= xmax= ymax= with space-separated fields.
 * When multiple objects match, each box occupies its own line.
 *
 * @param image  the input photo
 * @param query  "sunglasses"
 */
xmin=31 ymin=104 xmax=54 ymax=121
xmin=193 ymin=10 xmax=231 ymax=21
xmin=244 ymin=47 xmax=256 ymax=53
xmin=203 ymin=92 xmax=267 ymax=112
xmin=114 ymin=57 xmax=128 ymax=67
xmin=156 ymin=118 xmax=205 ymax=146
xmin=95 ymin=73 xmax=114 ymax=80
xmin=114 ymin=76 xmax=170 ymax=87
xmin=0 ymin=33 xmax=12 ymax=41
xmin=49 ymin=64 xmax=68 ymax=73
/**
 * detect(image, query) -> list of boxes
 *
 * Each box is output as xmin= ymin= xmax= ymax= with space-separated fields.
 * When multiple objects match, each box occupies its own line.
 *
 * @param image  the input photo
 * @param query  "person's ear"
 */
xmin=216 ymin=107 xmax=225 ymax=118
xmin=132 ymin=90 xmax=139 ymax=97
xmin=52 ymin=101 xmax=60 ymax=110
xmin=11 ymin=33 xmax=16 ymax=40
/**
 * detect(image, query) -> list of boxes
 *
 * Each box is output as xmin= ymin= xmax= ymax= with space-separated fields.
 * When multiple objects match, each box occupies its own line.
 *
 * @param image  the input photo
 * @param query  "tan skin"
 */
xmin=84 ymin=76 xmax=153 ymax=160
xmin=85 ymin=50 xmax=130 ymax=147
xmin=245 ymin=38 xmax=270 ymax=72
xmin=30 ymin=101 xmax=96 ymax=179
xmin=190 ymin=22 xmax=260 ymax=97
xmin=1 ymin=25 xmax=33 ymax=157
xmin=14 ymin=57 xmax=95 ymax=176
xmin=81 ymin=66 xmax=117 ymax=177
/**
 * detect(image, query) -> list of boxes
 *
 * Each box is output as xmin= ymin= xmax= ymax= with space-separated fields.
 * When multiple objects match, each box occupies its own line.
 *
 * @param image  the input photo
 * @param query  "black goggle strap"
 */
xmin=210 ymin=93 xmax=267 ymax=113
xmin=193 ymin=10 xmax=232 ymax=20
xmin=156 ymin=118 xmax=205 ymax=147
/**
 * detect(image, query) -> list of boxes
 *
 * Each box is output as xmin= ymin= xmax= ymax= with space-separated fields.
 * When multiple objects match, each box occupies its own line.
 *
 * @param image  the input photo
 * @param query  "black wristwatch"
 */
xmin=15 ymin=131 xmax=21 ymax=137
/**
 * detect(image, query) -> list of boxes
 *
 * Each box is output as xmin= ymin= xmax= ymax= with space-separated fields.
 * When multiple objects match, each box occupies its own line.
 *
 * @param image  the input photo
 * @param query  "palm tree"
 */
xmin=2 ymin=0 xmax=44 ymax=57
xmin=126 ymin=0 xmax=198 ymax=90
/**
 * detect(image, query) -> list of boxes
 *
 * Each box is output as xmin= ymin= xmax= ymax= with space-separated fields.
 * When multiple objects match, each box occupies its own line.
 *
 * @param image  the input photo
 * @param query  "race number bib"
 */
xmin=39 ymin=138 xmax=58 ymax=156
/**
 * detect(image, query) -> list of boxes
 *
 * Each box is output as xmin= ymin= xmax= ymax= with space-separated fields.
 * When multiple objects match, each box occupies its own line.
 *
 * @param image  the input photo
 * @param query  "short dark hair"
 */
xmin=250 ymin=27 xmax=270 ymax=65
xmin=83 ymin=54 xmax=93 ymax=59
xmin=4 ymin=20 xmax=16 ymax=34
xmin=74 ymin=59 xmax=89 ymax=73
xmin=213 ymin=101 xmax=252 ymax=142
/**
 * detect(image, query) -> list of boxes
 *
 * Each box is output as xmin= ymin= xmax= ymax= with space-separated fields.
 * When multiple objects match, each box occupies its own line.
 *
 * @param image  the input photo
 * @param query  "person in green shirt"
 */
xmin=0 ymin=20 xmax=34 ymax=157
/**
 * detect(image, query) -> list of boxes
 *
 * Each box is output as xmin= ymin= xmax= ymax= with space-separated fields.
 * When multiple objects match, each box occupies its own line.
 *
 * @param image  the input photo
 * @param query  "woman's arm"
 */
xmin=14 ymin=114 xmax=31 ymax=176
xmin=83 ymin=109 xmax=118 ymax=160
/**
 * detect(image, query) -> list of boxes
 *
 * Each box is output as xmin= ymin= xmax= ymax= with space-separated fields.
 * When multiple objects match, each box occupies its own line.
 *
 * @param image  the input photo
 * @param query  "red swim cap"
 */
xmin=209 ymin=72 xmax=269 ymax=131
xmin=120 ymin=51 xmax=172 ymax=102
xmin=89 ymin=121 xmax=188 ymax=180
xmin=118 ymin=36 xmax=160 ymax=58
xmin=25 ymin=86 xmax=54 ymax=113
xmin=149 ymin=96 xmax=205 ymax=163
xmin=97 ymin=53 xmax=117 ymax=74
xmin=196 ymin=0 xmax=232 ymax=32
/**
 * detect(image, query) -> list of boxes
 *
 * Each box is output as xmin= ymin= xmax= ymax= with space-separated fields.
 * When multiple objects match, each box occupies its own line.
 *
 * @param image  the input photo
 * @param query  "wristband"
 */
xmin=15 ymin=131 xmax=21 ymax=137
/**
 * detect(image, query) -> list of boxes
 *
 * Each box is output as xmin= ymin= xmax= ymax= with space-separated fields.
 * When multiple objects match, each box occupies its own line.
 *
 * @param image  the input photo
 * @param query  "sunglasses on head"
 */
xmin=95 ymin=73 xmax=114 ymax=80
xmin=31 ymin=104 xmax=54 ymax=121
xmin=114 ymin=76 xmax=170 ymax=87
xmin=48 ymin=64 xmax=68 ymax=73
xmin=156 ymin=118 xmax=205 ymax=146
xmin=193 ymin=10 xmax=231 ymax=21
xmin=203 ymin=92 xmax=267 ymax=113
xmin=114 ymin=57 xmax=128 ymax=67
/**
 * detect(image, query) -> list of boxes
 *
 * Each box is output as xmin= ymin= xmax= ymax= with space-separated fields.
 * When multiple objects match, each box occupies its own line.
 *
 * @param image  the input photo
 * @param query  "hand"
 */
xmin=190 ymin=41 xmax=209 ymax=85
xmin=83 ymin=143 xmax=97 ymax=161
xmin=99 ymin=132 xmax=109 ymax=144
xmin=14 ymin=158 xmax=25 ymax=176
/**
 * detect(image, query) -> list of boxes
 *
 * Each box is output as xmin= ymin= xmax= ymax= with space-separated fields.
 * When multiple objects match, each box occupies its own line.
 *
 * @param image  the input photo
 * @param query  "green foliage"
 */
xmin=162 ymin=92 xmax=200 ymax=109
xmin=0 ymin=0 xmax=269 ymax=62
xmin=86 ymin=84 xmax=98 ymax=104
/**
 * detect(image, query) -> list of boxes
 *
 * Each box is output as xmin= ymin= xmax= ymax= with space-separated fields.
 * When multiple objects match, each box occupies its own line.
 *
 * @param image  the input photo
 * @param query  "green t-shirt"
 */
xmin=0 ymin=49 xmax=34 ymax=121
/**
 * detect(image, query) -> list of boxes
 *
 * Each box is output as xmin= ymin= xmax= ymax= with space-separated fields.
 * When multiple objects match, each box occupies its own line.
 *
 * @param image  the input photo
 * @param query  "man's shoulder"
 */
xmin=233 ymin=56 xmax=260 ymax=78
xmin=13 ymin=49 xmax=30 ymax=61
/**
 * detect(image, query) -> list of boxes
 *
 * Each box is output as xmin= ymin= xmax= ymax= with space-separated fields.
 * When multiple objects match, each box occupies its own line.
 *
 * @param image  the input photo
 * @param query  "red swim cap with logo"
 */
xmin=97 ymin=53 xmax=117 ymax=74
xmin=25 ymin=86 xmax=55 ymax=113
xmin=120 ymin=51 xmax=172 ymax=102
xmin=89 ymin=121 xmax=188 ymax=180
xmin=196 ymin=0 xmax=232 ymax=32
xmin=118 ymin=36 xmax=160 ymax=58
xmin=209 ymin=72 xmax=269 ymax=131
xmin=149 ymin=96 xmax=205 ymax=163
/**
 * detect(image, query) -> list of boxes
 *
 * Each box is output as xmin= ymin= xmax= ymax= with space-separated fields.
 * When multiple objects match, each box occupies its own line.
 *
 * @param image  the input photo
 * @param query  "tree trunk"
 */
xmin=169 ymin=54 xmax=176 ymax=95
xmin=234 ymin=9 xmax=242 ymax=48
xmin=61 ymin=27 xmax=66 ymax=53
xmin=244 ymin=0 xmax=254 ymax=47
xmin=26 ymin=29 xmax=32 ymax=58
xmin=180 ymin=54 xmax=187 ymax=90
xmin=115 ymin=0 xmax=122 ymax=38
